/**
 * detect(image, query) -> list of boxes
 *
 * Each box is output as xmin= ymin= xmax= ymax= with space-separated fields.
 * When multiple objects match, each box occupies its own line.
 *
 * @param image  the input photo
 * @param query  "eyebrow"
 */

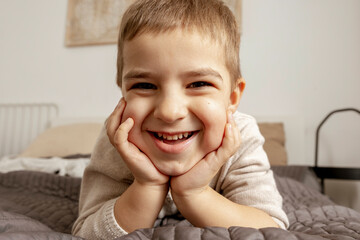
xmin=181 ymin=68 xmax=223 ymax=82
xmin=123 ymin=68 xmax=224 ymax=82
xmin=123 ymin=70 xmax=156 ymax=81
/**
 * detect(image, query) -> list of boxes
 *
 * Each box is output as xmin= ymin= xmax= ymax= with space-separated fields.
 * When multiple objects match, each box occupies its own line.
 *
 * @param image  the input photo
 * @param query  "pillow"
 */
xmin=20 ymin=123 xmax=103 ymax=158
xmin=19 ymin=121 xmax=287 ymax=164
xmin=258 ymin=123 xmax=287 ymax=166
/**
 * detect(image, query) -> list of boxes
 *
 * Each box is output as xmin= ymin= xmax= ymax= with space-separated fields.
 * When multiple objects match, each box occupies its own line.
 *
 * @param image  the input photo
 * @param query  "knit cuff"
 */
xmin=272 ymin=217 xmax=287 ymax=230
xmin=102 ymin=198 xmax=129 ymax=237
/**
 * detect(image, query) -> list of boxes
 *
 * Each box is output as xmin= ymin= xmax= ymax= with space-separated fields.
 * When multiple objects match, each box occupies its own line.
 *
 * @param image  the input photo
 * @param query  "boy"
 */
xmin=72 ymin=0 xmax=289 ymax=238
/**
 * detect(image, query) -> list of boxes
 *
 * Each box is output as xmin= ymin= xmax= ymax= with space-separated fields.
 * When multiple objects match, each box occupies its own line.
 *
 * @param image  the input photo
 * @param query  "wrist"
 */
xmin=170 ymin=186 xmax=218 ymax=228
xmin=114 ymin=179 xmax=169 ymax=233
xmin=133 ymin=178 xmax=169 ymax=193
xmin=171 ymin=184 xmax=210 ymax=200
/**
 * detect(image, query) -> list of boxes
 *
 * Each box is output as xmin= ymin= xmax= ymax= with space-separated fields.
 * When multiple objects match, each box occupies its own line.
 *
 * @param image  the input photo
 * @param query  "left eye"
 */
xmin=187 ymin=81 xmax=213 ymax=88
xmin=130 ymin=82 xmax=157 ymax=90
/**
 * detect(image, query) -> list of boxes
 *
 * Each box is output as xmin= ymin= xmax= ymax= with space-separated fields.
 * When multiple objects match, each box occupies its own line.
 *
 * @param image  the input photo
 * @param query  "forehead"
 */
xmin=125 ymin=26 xmax=227 ymax=57
xmin=122 ymin=28 xmax=228 ymax=73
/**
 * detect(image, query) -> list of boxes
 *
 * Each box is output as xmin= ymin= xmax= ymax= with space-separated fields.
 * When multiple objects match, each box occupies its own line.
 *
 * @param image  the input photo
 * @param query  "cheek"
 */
xmin=121 ymin=99 xmax=147 ymax=147
xmin=121 ymin=100 xmax=138 ymax=123
xmin=196 ymin=100 xmax=227 ymax=150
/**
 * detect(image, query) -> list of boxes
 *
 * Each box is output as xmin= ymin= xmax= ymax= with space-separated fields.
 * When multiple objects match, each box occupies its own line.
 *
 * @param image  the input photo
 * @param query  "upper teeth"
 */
xmin=157 ymin=132 xmax=190 ymax=140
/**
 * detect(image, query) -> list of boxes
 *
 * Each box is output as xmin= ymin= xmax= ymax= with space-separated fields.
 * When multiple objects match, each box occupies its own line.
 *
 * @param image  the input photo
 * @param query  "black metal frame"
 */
xmin=311 ymin=108 xmax=360 ymax=193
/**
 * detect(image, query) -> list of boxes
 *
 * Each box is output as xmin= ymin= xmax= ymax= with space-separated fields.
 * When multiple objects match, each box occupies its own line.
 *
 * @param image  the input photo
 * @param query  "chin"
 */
xmin=157 ymin=165 xmax=187 ymax=177
xmin=155 ymin=161 xmax=194 ymax=177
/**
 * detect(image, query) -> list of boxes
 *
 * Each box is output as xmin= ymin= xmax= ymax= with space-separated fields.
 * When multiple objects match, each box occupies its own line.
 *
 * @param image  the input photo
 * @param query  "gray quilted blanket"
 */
xmin=118 ymin=175 xmax=360 ymax=240
xmin=0 ymin=168 xmax=359 ymax=240
xmin=0 ymin=170 xmax=83 ymax=239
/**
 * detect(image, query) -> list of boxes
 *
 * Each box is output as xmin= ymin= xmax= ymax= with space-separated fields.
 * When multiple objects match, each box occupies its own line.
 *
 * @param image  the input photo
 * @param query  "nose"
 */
xmin=154 ymin=93 xmax=188 ymax=123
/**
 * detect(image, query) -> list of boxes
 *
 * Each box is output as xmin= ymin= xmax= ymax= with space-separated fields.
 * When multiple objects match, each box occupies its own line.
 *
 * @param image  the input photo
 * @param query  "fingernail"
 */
xmin=228 ymin=111 xmax=233 ymax=121
xmin=117 ymin=98 xmax=124 ymax=107
xmin=125 ymin=117 xmax=134 ymax=125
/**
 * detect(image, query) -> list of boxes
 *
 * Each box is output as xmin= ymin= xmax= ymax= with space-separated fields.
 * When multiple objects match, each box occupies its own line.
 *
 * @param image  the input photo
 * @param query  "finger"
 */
xmin=216 ymin=123 xmax=235 ymax=160
xmin=106 ymin=98 xmax=125 ymax=142
xmin=227 ymin=109 xmax=235 ymax=126
xmin=226 ymin=110 xmax=241 ymax=147
xmin=232 ymin=121 xmax=241 ymax=149
xmin=222 ymin=111 xmax=235 ymax=148
xmin=113 ymin=117 xmax=135 ymax=155
xmin=215 ymin=112 xmax=240 ymax=163
xmin=107 ymin=98 xmax=125 ymax=129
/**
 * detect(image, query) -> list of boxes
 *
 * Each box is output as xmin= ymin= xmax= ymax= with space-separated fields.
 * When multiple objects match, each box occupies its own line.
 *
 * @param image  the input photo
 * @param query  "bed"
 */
xmin=0 ymin=103 xmax=359 ymax=240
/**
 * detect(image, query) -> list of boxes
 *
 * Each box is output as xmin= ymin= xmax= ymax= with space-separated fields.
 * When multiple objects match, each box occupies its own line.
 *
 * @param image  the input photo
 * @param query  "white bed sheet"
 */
xmin=0 ymin=156 xmax=90 ymax=178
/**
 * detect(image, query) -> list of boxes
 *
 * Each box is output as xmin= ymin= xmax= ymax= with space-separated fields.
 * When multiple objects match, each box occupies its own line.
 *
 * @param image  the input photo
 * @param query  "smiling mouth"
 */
xmin=150 ymin=131 xmax=198 ymax=144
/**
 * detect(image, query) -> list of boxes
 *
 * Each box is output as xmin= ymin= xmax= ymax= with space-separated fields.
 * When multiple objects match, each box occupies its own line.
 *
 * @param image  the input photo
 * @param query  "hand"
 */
xmin=106 ymin=98 xmax=169 ymax=186
xmin=170 ymin=110 xmax=241 ymax=197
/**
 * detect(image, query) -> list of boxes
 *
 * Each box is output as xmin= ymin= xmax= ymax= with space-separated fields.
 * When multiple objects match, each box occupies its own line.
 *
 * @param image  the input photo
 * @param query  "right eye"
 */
xmin=130 ymin=82 xmax=157 ymax=90
xmin=187 ymin=81 xmax=213 ymax=89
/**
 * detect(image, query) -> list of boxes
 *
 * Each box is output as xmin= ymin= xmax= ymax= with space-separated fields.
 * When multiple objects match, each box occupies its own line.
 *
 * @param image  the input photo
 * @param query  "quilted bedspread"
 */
xmin=0 ymin=168 xmax=360 ymax=240
xmin=0 ymin=170 xmax=82 ymax=239
xmin=119 ymin=175 xmax=360 ymax=240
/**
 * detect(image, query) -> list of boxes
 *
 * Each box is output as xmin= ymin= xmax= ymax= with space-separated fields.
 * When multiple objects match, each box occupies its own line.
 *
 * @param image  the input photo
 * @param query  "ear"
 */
xmin=228 ymin=78 xmax=246 ymax=113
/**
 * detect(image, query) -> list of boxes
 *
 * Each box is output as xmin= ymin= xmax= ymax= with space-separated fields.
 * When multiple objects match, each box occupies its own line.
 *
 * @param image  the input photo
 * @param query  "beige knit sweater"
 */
xmin=72 ymin=112 xmax=289 ymax=239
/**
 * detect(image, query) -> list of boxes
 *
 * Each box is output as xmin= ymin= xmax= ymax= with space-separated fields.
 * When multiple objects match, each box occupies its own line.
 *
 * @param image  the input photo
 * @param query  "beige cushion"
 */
xmin=258 ymin=123 xmax=287 ymax=166
xmin=20 ymin=123 xmax=103 ymax=158
xmin=19 ymin=121 xmax=287 ymax=165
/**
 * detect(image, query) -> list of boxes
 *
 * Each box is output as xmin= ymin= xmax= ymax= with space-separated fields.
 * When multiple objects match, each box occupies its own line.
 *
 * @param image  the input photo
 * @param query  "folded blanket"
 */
xmin=0 ymin=170 xmax=80 ymax=233
xmin=0 ymin=211 xmax=83 ymax=240
xmin=0 ymin=156 xmax=89 ymax=177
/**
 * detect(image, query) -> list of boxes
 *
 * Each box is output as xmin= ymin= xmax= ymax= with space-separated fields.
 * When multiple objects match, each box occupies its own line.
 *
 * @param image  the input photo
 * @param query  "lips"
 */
xmin=148 ymin=131 xmax=198 ymax=153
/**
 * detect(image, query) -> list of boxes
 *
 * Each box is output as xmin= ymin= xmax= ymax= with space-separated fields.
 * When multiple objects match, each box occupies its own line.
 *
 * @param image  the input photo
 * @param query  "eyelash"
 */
xmin=187 ymin=81 xmax=213 ymax=88
xmin=129 ymin=81 xmax=213 ymax=91
xmin=130 ymin=82 xmax=157 ymax=90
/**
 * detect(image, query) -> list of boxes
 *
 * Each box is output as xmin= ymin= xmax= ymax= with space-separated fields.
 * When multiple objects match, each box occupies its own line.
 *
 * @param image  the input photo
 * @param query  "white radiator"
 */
xmin=0 ymin=103 xmax=58 ymax=157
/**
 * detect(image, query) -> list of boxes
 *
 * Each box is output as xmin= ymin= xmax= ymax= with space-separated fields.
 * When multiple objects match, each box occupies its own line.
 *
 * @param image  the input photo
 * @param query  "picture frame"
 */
xmin=65 ymin=0 xmax=242 ymax=47
xmin=65 ymin=0 xmax=136 ymax=47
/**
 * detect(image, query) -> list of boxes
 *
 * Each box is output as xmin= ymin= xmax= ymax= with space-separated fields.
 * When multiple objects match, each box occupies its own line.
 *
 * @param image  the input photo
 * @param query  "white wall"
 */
xmin=0 ymin=0 xmax=121 ymax=118
xmin=239 ymin=0 xmax=360 ymax=211
xmin=240 ymin=0 xmax=360 ymax=164
xmin=0 ymin=0 xmax=359 ymax=210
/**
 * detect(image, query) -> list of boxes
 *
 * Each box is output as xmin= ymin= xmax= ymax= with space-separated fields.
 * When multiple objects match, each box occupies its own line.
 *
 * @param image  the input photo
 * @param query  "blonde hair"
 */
xmin=116 ymin=0 xmax=241 ymax=87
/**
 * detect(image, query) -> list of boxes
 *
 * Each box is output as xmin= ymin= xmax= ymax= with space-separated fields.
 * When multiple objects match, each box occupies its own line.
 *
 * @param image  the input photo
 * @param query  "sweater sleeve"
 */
xmin=215 ymin=113 xmax=289 ymax=229
xmin=72 ymin=124 xmax=133 ymax=239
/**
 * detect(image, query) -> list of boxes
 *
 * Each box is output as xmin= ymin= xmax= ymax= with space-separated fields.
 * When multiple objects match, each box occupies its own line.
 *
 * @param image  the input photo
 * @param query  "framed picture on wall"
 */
xmin=65 ymin=0 xmax=242 ymax=47
xmin=65 ymin=0 xmax=136 ymax=46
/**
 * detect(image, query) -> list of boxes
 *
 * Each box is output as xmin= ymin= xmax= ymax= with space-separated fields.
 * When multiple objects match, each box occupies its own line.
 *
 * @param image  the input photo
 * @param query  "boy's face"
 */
xmin=121 ymin=29 xmax=244 ymax=176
